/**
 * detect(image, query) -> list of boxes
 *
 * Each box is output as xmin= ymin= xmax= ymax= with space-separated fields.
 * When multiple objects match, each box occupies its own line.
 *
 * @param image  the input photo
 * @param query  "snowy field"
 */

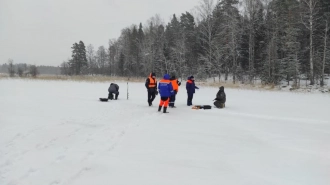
xmin=1 ymin=79 xmax=330 ymax=185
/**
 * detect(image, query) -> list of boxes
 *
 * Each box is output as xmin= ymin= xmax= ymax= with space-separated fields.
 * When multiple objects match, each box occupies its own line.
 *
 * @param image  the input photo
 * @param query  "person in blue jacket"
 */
xmin=186 ymin=76 xmax=199 ymax=106
xmin=158 ymin=74 xmax=174 ymax=113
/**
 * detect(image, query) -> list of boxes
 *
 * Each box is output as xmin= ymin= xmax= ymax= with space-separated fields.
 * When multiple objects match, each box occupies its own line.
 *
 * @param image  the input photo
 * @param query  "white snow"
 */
xmin=1 ymin=79 xmax=330 ymax=185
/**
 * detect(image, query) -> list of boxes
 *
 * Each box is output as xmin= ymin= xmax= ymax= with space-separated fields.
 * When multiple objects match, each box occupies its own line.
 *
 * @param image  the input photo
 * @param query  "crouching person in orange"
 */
xmin=158 ymin=74 xmax=174 ymax=113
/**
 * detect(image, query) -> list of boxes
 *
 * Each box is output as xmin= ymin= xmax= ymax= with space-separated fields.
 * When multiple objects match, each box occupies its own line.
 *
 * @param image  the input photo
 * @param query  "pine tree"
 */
xmin=130 ymin=25 xmax=139 ymax=76
xmin=180 ymin=12 xmax=198 ymax=76
xmin=78 ymin=41 xmax=88 ymax=74
xmin=320 ymin=0 xmax=330 ymax=86
xmin=69 ymin=41 xmax=88 ymax=75
xmin=281 ymin=0 xmax=301 ymax=87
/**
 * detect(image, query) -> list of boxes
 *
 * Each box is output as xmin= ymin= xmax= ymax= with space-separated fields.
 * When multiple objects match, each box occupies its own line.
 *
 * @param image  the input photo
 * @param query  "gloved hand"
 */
xmin=155 ymin=90 xmax=159 ymax=95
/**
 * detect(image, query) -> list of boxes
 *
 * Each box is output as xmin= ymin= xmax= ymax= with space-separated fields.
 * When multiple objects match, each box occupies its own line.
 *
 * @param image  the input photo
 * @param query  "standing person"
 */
xmin=158 ymin=74 xmax=174 ymax=113
xmin=108 ymin=83 xmax=119 ymax=100
xmin=145 ymin=72 xmax=158 ymax=106
xmin=186 ymin=76 xmax=199 ymax=106
xmin=214 ymin=86 xmax=226 ymax=108
xmin=169 ymin=74 xmax=181 ymax=108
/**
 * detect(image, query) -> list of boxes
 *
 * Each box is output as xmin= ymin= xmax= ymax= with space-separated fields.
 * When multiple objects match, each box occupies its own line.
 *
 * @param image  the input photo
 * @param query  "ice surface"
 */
xmin=1 ymin=79 xmax=330 ymax=185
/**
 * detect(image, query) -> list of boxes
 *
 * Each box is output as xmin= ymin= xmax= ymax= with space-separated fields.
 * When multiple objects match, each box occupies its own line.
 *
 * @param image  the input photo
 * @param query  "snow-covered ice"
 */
xmin=1 ymin=79 xmax=330 ymax=185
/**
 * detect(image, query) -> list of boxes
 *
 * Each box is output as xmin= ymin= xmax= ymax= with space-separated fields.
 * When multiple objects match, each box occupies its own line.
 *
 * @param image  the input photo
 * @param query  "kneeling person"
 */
xmin=158 ymin=74 xmax=174 ymax=113
xmin=108 ymin=83 xmax=119 ymax=100
xmin=214 ymin=86 xmax=226 ymax=108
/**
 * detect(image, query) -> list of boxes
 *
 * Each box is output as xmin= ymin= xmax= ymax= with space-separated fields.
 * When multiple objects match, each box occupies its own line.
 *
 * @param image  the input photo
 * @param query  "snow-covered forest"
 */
xmin=60 ymin=0 xmax=330 ymax=87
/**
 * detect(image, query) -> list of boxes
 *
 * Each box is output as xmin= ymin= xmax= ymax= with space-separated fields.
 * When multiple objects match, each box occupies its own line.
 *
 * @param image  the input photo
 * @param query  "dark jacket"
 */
xmin=215 ymin=86 xmax=226 ymax=103
xmin=108 ymin=83 xmax=119 ymax=93
xmin=145 ymin=73 xmax=157 ymax=91
xmin=186 ymin=76 xmax=199 ymax=94
xmin=158 ymin=74 xmax=174 ymax=97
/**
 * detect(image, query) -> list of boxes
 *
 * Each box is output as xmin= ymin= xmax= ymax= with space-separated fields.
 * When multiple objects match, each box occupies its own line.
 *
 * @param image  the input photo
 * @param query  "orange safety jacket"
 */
xmin=171 ymin=79 xmax=179 ymax=92
xmin=148 ymin=76 xmax=157 ymax=88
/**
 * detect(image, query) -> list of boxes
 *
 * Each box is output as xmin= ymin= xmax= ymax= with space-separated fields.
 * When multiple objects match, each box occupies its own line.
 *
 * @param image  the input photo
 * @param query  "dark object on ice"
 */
xmin=99 ymin=98 xmax=109 ymax=102
xmin=214 ymin=86 xmax=226 ymax=108
xmin=108 ymin=83 xmax=119 ymax=100
xmin=192 ymin=105 xmax=212 ymax=110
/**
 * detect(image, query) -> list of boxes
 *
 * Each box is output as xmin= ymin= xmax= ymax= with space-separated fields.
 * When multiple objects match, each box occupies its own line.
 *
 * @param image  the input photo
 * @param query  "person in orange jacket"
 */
xmin=145 ymin=72 xmax=158 ymax=106
xmin=169 ymin=74 xmax=181 ymax=108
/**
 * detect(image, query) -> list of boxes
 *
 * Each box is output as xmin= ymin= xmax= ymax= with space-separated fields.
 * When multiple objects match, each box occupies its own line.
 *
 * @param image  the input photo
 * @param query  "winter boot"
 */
xmin=108 ymin=93 xmax=113 ymax=100
xmin=158 ymin=106 xmax=162 ymax=112
xmin=220 ymin=103 xmax=225 ymax=108
xmin=149 ymin=101 xmax=152 ymax=106
xmin=214 ymin=101 xmax=220 ymax=108
xmin=163 ymin=107 xmax=168 ymax=113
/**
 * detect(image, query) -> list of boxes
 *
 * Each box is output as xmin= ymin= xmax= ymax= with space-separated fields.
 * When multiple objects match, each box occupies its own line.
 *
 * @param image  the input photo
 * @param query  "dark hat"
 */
xmin=220 ymin=86 xmax=224 ymax=91
xmin=151 ymin=72 xmax=156 ymax=77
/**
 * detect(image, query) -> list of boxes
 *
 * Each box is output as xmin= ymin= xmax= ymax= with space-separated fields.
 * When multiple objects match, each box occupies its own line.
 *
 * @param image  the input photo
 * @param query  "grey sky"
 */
xmin=0 ymin=0 xmax=200 ymax=66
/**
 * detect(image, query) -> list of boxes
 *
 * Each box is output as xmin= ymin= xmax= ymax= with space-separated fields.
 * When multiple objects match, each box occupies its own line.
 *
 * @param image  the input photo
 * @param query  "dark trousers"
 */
xmin=187 ymin=93 xmax=194 ymax=106
xmin=169 ymin=92 xmax=177 ymax=107
xmin=148 ymin=89 xmax=156 ymax=104
xmin=108 ymin=92 xmax=119 ymax=100
xmin=214 ymin=101 xmax=225 ymax=108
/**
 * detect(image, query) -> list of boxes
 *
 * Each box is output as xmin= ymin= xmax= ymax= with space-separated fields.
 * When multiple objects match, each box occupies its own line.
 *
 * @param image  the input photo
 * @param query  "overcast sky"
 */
xmin=0 ymin=0 xmax=200 ymax=66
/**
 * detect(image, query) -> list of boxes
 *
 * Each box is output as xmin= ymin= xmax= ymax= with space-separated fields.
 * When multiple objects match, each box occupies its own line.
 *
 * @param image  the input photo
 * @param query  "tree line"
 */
xmin=1 ymin=60 xmax=61 ymax=77
xmin=61 ymin=0 xmax=330 ymax=87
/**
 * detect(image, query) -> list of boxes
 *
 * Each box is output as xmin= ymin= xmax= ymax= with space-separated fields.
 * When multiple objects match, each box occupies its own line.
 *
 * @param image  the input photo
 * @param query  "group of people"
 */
xmin=107 ymin=72 xmax=226 ymax=113
xmin=145 ymin=72 xmax=226 ymax=113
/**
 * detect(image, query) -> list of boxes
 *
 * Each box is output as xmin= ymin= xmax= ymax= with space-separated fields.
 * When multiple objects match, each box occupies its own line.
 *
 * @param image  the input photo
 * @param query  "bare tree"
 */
xmin=196 ymin=0 xmax=216 ymax=79
xmin=7 ymin=59 xmax=15 ymax=77
xmin=244 ymin=0 xmax=263 ymax=82
xmin=96 ymin=46 xmax=107 ymax=75
xmin=215 ymin=0 xmax=241 ymax=83
xmin=321 ymin=20 xmax=329 ymax=86
xmin=301 ymin=0 xmax=320 ymax=85
xmin=29 ymin=65 xmax=39 ymax=77
xmin=108 ymin=39 xmax=117 ymax=76
xmin=17 ymin=67 xmax=23 ymax=77
xmin=60 ymin=60 xmax=71 ymax=75
xmin=86 ymin=44 xmax=97 ymax=75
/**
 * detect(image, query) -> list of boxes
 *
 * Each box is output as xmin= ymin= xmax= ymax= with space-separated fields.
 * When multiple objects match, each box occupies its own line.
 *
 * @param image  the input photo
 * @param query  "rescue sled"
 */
xmin=99 ymin=98 xmax=109 ymax=102
xmin=192 ymin=105 xmax=212 ymax=110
